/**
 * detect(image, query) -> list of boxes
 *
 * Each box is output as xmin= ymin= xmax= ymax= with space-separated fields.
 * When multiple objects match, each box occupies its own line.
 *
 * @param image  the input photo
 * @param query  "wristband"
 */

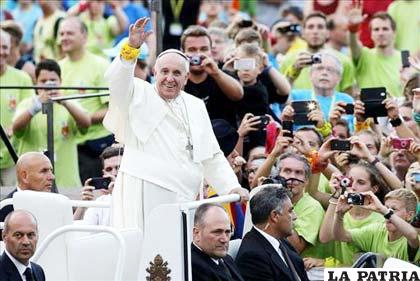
xmin=28 ymin=96 xmax=42 ymax=116
xmin=315 ymin=122 xmax=332 ymax=138
xmin=78 ymin=1 xmax=89 ymax=13
xmin=347 ymin=23 xmax=360 ymax=33
xmin=120 ymin=42 xmax=140 ymax=61
xmin=390 ymin=117 xmax=402 ymax=127
xmin=384 ymin=209 xmax=394 ymax=220
xmin=369 ymin=157 xmax=380 ymax=166
xmin=307 ymin=151 xmax=329 ymax=174
xmin=285 ymin=65 xmax=300 ymax=81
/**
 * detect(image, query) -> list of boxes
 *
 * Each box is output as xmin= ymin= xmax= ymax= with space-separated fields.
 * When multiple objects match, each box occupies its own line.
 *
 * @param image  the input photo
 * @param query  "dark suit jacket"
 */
xmin=191 ymin=243 xmax=245 ymax=281
xmin=0 ymin=252 xmax=46 ymax=281
xmin=235 ymin=227 xmax=309 ymax=281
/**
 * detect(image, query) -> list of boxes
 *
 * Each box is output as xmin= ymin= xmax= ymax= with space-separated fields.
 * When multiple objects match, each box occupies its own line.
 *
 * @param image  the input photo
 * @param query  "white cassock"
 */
xmin=103 ymin=56 xmax=240 ymax=230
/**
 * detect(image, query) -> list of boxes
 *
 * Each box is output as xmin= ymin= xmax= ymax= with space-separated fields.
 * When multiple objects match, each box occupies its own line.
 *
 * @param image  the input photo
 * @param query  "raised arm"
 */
xmin=332 ymin=196 xmax=353 ymax=243
xmin=347 ymin=2 xmax=365 ymax=62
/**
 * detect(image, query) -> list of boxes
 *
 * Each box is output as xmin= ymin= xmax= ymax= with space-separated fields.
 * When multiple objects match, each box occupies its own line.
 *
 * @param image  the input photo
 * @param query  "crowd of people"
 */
xmin=0 ymin=0 xmax=420 ymax=278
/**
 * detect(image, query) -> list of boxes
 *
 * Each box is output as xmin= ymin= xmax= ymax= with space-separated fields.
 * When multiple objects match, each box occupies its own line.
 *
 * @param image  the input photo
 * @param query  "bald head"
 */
xmin=16 ymin=152 xmax=54 ymax=191
xmin=2 ymin=210 xmax=38 ymax=265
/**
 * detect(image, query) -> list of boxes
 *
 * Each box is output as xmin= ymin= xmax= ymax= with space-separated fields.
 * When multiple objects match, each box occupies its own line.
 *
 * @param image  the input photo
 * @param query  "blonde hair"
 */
xmin=385 ymin=189 xmax=418 ymax=214
xmin=237 ymin=43 xmax=264 ymax=66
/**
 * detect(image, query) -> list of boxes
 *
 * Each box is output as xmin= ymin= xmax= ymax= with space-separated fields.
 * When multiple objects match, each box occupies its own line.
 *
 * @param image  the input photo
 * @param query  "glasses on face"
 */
xmin=104 ymin=165 xmax=119 ymax=173
xmin=312 ymin=65 xmax=340 ymax=74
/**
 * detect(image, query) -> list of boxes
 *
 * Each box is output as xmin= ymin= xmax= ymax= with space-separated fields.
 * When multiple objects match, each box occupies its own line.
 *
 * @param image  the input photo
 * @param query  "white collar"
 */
xmin=193 ymin=242 xmax=219 ymax=265
xmin=254 ymin=226 xmax=280 ymax=250
xmin=4 ymin=249 xmax=31 ymax=276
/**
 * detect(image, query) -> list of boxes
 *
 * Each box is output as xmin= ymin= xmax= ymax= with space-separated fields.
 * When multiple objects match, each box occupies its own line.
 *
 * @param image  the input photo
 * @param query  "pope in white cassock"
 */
xmin=103 ymin=18 xmax=249 ymax=230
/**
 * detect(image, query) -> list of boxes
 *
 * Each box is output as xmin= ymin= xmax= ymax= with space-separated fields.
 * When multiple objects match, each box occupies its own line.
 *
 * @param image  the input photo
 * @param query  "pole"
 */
xmin=42 ymin=100 xmax=58 ymax=193
xmin=151 ymin=0 xmax=163 ymax=54
xmin=0 ymin=124 xmax=18 ymax=163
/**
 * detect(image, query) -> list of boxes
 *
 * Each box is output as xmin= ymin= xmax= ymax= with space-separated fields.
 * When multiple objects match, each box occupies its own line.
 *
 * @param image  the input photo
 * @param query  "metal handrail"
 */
xmin=32 ymin=225 xmax=126 ymax=281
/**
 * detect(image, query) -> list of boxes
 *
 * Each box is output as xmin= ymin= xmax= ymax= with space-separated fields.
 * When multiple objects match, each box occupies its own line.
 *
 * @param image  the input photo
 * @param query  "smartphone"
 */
xmin=282 ymin=120 xmax=294 ymax=138
xmin=360 ymin=87 xmax=387 ymax=118
xmin=90 ymin=177 xmax=111 ymax=190
xmin=291 ymin=100 xmax=318 ymax=125
xmin=330 ymin=139 xmax=351 ymax=151
xmin=234 ymin=58 xmax=256 ymax=70
xmin=401 ymin=50 xmax=410 ymax=68
xmin=391 ymin=137 xmax=413 ymax=150
xmin=343 ymin=103 xmax=354 ymax=115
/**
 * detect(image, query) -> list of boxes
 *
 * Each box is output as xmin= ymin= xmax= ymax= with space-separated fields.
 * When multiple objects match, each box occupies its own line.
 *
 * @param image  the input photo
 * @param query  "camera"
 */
xmin=330 ymin=139 xmax=351 ymax=151
xmin=343 ymin=103 xmax=354 ymax=115
xmin=347 ymin=193 xmax=364 ymax=205
xmin=189 ymin=55 xmax=202 ymax=66
xmin=238 ymin=20 xmax=253 ymax=28
xmin=277 ymin=24 xmax=301 ymax=34
xmin=256 ymin=116 xmax=270 ymax=129
xmin=338 ymin=176 xmax=353 ymax=189
xmin=391 ymin=137 xmax=413 ymax=150
xmin=310 ymin=53 xmax=322 ymax=64
xmin=262 ymin=176 xmax=287 ymax=187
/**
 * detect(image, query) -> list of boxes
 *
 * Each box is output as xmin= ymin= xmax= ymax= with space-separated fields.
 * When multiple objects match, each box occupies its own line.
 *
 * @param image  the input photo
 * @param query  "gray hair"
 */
xmin=277 ymin=152 xmax=311 ymax=180
xmin=310 ymin=50 xmax=343 ymax=76
xmin=250 ymin=186 xmax=291 ymax=225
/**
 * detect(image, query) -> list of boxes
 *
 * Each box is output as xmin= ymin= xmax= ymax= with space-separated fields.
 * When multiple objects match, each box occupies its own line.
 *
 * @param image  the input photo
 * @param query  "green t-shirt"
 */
xmin=80 ymin=13 xmax=118 ymax=58
xmin=354 ymin=48 xmax=402 ymax=97
xmin=350 ymin=222 xmax=420 ymax=263
xmin=14 ymin=98 xmax=86 ymax=188
xmin=294 ymin=193 xmax=328 ymax=258
xmin=388 ymin=0 xmax=420 ymax=54
xmin=280 ymin=48 xmax=355 ymax=92
xmin=318 ymin=173 xmax=331 ymax=194
xmin=59 ymin=51 xmax=110 ymax=143
xmin=0 ymin=67 xmax=35 ymax=168
xmin=334 ymin=211 xmax=384 ymax=266
xmin=33 ymin=10 xmax=66 ymax=63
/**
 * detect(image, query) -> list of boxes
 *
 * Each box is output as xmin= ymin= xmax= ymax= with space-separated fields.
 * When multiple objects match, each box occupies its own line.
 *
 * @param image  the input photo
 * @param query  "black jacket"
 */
xmin=191 ymin=243 xmax=245 ymax=281
xmin=0 ymin=252 xmax=46 ymax=281
xmin=235 ymin=227 xmax=309 ymax=281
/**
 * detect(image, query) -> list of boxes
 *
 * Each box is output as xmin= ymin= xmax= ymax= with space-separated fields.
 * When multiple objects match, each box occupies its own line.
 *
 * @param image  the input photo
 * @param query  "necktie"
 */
xmin=24 ymin=267 xmax=34 ymax=281
xmin=278 ymin=241 xmax=301 ymax=281
xmin=218 ymin=258 xmax=234 ymax=281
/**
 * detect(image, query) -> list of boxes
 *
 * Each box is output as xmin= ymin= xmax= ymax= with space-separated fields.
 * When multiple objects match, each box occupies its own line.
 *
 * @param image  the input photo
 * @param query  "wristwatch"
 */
xmin=390 ymin=117 xmax=402 ymax=127
xmin=384 ymin=209 xmax=394 ymax=219
xmin=369 ymin=157 xmax=380 ymax=166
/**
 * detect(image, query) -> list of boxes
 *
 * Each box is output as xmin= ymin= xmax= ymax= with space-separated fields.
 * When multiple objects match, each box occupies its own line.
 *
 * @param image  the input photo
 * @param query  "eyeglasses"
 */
xmin=312 ymin=65 xmax=340 ymax=74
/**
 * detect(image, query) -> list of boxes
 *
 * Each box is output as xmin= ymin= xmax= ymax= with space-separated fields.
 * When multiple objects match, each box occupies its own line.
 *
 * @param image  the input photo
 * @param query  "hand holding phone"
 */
xmin=401 ymin=50 xmax=410 ymax=68
xmin=360 ymin=87 xmax=387 ymax=118
xmin=89 ymin=177 xmax=112 ymax=190
xmin=330 ymin=139 xmax=351 ymax=151
xmin=291 ymin=100 xmax=318 ymax=125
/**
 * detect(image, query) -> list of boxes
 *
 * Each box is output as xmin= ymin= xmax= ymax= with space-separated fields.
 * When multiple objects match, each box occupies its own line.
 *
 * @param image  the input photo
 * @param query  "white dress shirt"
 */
xmin=4 ymin=249 xmax=32 ymax=281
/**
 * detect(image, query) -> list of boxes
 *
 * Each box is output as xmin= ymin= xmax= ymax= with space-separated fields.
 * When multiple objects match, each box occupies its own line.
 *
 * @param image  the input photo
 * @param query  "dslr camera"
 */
xmin=262 ymin=176 xmax=287 ymax=187
xmin=338 ymin=176 xmax=353 ymax=189
xmin=189 ymin=55 xmax=202 ymax=66
xmin=347 ymin=193 xmax=364 ymax=205
xmin=310 ymin=53 xmax=322 ymax=64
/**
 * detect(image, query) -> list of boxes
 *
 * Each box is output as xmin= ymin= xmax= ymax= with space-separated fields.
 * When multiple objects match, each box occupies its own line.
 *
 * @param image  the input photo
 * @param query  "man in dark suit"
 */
xmin=235 ymin=186 xmax=309 ymax=281
xmin=191 ymin=203 xmax=244 ymax=281
xmin=0 ymin=210 xmax=46 ymax=281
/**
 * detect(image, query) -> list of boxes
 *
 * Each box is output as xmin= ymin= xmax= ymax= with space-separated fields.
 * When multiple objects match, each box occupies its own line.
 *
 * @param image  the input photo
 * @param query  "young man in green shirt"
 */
xmin=12 ymin=59 xmax=91 ymax=188
xmin=58 ymin=16 xmax=111 ymax=183
xmin=333 ymin=189 xmax=420 ymax=264
xmin=0 ymin=30 xmax=34 ymax=186
xmin=348 ymin=6 xmax=403 ymax=97
xmin=280 ymin=12 xmax=355 ymax=95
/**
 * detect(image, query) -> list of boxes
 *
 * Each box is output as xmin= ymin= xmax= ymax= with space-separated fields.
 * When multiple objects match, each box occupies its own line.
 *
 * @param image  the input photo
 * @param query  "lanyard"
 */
xmin=311 ymin=91 xmax=336 ymax=118
xmin=170 ymin=0 xmax=184 ymax=22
